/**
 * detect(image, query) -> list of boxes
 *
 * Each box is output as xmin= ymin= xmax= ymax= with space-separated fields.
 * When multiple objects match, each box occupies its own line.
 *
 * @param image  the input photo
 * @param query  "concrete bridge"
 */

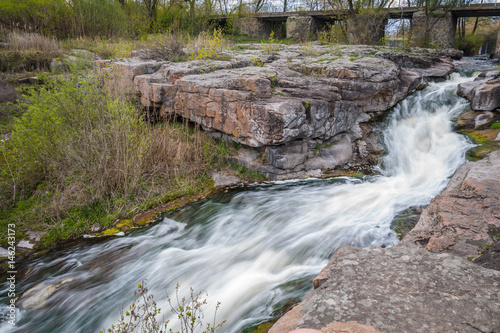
xmin=218 ymin=3 xmax=500 ymax=52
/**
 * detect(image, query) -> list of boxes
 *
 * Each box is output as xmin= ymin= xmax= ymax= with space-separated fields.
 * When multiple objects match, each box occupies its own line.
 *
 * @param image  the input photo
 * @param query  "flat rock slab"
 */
xmin=269 ymin=246 xmax=500 ymax=333
xmin=211 ymin=171 xmax=242 ymax=187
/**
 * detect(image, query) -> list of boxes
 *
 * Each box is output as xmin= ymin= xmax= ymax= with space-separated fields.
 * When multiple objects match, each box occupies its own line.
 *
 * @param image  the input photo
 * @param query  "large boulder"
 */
xmin=457 ymin=70 xmax=500 ymax=111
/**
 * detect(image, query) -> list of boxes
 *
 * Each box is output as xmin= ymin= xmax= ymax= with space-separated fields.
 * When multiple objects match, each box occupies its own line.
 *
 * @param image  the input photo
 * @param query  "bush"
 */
xmin=103 ymin=282 xmax=225 ymax=333
xmin=70 ymin=0 xmax=130 ymax=38
xmin=187 ymin=28 xmax=227 ymax=61
xmin=142 ymin=32 xmax=186 ymax=61
xmin=0 ymin=70 xmax=231 ymax=245
xmin=454 ymin=34 xmax=485 ymax=56
xmin=0 ymin=0 xmax=131 ymax=39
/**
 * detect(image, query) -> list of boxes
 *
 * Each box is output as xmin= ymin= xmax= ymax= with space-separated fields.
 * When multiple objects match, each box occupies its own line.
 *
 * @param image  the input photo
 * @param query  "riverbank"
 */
xmin=1 ymin=43 xmax=464 ymax=261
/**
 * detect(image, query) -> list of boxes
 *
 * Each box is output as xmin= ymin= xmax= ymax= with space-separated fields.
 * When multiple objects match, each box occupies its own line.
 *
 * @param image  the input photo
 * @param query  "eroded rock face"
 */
xmin=269 ymin=246 xmax=500 ymax=333
xmin=457 ymin=70 xmax=500 ymax=111
xmin=98 ymin=45 xmax=456 ymax=178
xmin=399 ymin=150 xmax=500 ymax=258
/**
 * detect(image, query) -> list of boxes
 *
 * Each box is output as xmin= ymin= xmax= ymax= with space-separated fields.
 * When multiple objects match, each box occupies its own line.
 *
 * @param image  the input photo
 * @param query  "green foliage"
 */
xmin=0 ymin=71 xmax=232 ymax=247
xmin=230 ymin=163 xmax=266 ymax=181
xmin=490 ymin=123 xmax=500 ymax=129
xmin=454 ymin=34 xmax=484 ymax=56
xmin=250 ymin=58 xmax=264 ymax=67
xmin=261 ymin=31 xmax=281 ymax=55
xmin=102 ymin=282 xmax=225 ymax=333
xmin=317 ymin=24 xmax=347 ymax=45
xmin=70 ymin=0 xmax=129 ymax=38
xmin=188 ymin=28 xmax=227 ymax=61
xmin=63 ymin=37 xmax=134 ymax=59
xmin=0 ymin=0 xmax=218 ymax=39
xmin=0 ymin=0 xmax=130 ymax=38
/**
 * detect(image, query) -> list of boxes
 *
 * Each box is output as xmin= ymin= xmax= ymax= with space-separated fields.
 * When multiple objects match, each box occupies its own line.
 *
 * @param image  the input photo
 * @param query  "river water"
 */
xmin=0 ymin=72 xmax=478 ymax=332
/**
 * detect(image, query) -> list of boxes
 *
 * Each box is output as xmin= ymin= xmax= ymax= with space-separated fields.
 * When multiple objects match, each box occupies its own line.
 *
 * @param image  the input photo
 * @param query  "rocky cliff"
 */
xmin=98 ymin=45 xmax=459 ymax=178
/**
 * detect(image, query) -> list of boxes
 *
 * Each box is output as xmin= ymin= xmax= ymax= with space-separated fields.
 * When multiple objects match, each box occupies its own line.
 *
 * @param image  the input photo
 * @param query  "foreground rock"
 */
xmin=99 ymin=45 xmax=458 ymax=178
xmin=269 ymin=246 xmax=500 ymax=333
xmin=399 ymin=150 xmax=500 ymax=258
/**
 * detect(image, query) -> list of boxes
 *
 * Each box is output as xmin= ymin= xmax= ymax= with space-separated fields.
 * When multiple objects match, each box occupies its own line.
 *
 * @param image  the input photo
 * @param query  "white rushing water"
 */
xmin=1 ymin=73 xmax=474 ymax=333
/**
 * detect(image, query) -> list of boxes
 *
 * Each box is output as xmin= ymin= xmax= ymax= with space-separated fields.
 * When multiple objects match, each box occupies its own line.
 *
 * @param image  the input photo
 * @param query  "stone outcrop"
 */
xmin=457 ymin=70 xmax=500 ymax=111
xmin=399 ymin=150 xmax=500 ymax=258
xmin=270 ymin=151 xmax=500 ymax=333
xmin=99 ymin=45 xmax=457 ymax=178
xmin=269 ymin=246 xmax=500 ymax=333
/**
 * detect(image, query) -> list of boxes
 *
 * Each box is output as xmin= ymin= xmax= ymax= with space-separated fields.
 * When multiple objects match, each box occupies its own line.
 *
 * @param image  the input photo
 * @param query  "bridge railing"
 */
xmin=232 ymin=0 xmax=499 ymax=14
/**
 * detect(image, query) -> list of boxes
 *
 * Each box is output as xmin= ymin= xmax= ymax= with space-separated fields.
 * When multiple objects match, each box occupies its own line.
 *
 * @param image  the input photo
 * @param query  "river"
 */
xmin=0 ymin=71 xmax=481 ymax=332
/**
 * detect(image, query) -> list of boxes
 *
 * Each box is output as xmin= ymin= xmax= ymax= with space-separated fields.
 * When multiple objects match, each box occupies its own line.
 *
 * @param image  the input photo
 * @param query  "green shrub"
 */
xmin=0 ymin=70 xmax=230 ymax=245
xmin=187 ymin=28 xmax=228 ymax=61
xmin=454 ymin=34 xmax=485 ymax=56
xmin=142 ymin=32 xmax=186 ymax=61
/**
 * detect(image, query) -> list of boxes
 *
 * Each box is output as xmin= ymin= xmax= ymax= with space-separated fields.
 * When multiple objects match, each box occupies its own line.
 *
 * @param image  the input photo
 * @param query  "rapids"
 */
xmin=0 ymin=73 xmax=477 ymax=333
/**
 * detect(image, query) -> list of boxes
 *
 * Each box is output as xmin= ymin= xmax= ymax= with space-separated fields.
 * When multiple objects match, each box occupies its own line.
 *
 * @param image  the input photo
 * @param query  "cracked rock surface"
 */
xmin=98 ymin=45 xmax=457 ymax=178
xmin=269 ymin=246 xmax=500 ymax=333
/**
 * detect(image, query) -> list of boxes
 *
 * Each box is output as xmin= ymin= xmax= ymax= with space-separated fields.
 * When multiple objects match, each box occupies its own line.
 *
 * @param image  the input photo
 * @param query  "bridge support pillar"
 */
xmin=234 ymin=17 xmax=274 ymax=40
xmin=347 ymin=15 xmax=387 ymax=45
xmin=411 ymin=10 xmax=456 ymax=48
xmin=495 ymin=25 xmax=500 ymax=56
xmin=286 ymin=15 xmax=315 ymax=42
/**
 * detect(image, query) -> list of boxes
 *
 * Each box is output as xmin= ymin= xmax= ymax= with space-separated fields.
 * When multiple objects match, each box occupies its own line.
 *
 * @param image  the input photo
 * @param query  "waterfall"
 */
xmin=0 ymin=73 xmax=474 ymax=333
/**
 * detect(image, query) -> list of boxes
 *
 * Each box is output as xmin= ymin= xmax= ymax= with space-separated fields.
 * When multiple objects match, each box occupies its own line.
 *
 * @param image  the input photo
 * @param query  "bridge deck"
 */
xmin=216 ymin=3 xmax=500 ymax=21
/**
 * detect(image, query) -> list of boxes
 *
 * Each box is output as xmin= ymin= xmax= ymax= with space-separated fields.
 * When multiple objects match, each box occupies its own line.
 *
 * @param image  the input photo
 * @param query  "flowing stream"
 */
xmin=1 ymin=73 xmax=478 ymax=333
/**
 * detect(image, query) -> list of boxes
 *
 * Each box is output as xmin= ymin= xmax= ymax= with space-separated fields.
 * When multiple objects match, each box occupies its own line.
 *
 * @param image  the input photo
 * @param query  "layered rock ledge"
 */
xmin=270 ymin=150 xmax=500 ymax=333
xmin=458 ymin=70 xmax=500 ymax=112
xmin=98 ymin=45 xmax=458 ymax=178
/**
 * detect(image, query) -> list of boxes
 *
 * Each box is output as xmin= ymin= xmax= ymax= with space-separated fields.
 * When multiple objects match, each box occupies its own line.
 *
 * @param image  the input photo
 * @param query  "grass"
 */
xmin=230 ymin=163 xmax=266 ymax=181
xmin=0 ymin=31 xmax=63 ymax=72
xmin=309 ymin=57 xmax=340 ymax=64
xmin=62 ymin=36 xmax=135 ymax=59
xmin=6 ymin=31 xmax=62 ymax=53
xmin=491 ymin=122 xmax=500 ymax=129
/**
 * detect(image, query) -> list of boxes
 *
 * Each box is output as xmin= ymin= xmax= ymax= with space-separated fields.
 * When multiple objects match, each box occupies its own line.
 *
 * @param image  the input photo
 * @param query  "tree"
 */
xmin=412 ymin=0 xmax=461 ymax=47
xmin=325 ymin=0 xmax=394 ymax=44
xmin=143 ymin=0 xmax=159 ymax=21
